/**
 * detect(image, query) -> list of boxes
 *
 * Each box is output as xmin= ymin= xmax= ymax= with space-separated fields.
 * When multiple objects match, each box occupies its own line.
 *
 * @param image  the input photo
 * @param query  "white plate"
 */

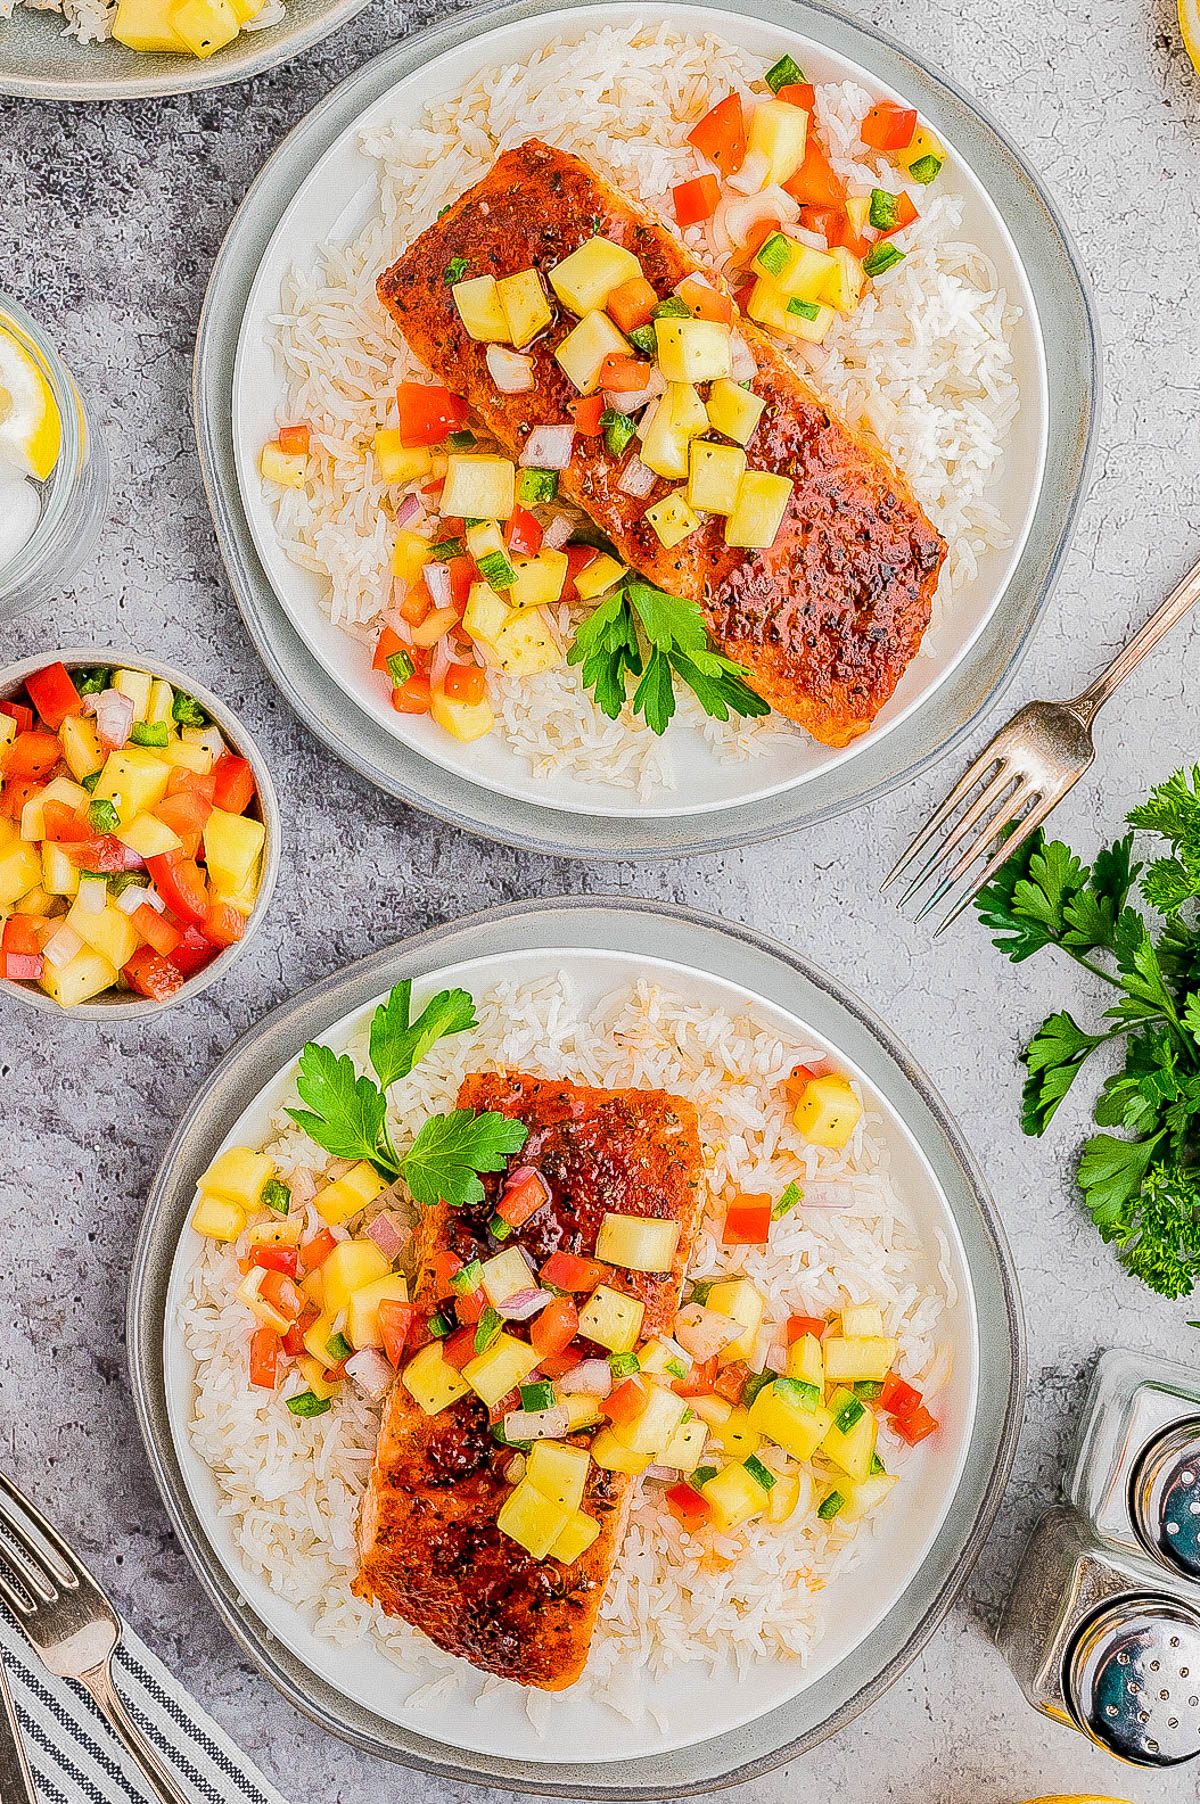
xmin=230 ymin=1 xmax=1048 ymax=822
xmin=163 ymin=940 xmax=976 ymax=1764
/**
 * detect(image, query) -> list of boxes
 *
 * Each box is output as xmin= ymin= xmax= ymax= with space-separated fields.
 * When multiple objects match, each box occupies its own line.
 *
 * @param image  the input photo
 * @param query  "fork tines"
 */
xmin=0 ymin=1474 xmax=77 ymax=1620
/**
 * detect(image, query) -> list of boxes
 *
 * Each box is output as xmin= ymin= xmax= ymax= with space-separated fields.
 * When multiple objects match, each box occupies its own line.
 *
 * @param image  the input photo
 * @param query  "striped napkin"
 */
xmin=0 ymin=1608 xmax=290 ymax=1804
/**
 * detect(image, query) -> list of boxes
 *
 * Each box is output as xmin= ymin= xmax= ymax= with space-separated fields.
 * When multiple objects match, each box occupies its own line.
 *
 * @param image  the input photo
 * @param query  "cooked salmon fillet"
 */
xmin=354 ymin=1072 xmax=705 ymax=1689
xmin=377 ymin=138 xmax=947 ymax=747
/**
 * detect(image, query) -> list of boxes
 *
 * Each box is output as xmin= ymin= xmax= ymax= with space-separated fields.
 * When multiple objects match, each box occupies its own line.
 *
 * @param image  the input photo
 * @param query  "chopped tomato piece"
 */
xmin=249 ymin=1326 xmax=280 ymax=1390
xmin=714 ymin=1361 xmax=749 ymax=1403
xmin=1 ymin=779 xmax=39 ymax=820
xmin=398 ymin=583 xmax=430 ymax=628
xmin=4 ymin=732 xmax=60 ymax=781
xmin=2 ymin=914 xmax=41 ymax=956
xmin=131 ymin=903 xmax=182 ymax=958
xmin=166 ymin=766 xmax=217 ymax=803
xmin=784 ymin=133 xmax=845 ymax=209
xmin=777 ymin=80 xmax=817 ymax=111
xmin=569 ymin=395 xmax=606 ymax=436
xmin=157 ymin=789 xmax=212 ymax=858
xmin=880 ymin=190 xmax=920 ymax=237
xmin=392 ymin=674 xmax=432 ymax=715
xmin=3 ymin=952 xmax=43 ymax=981
xmin=505 ymin=505 xmax=543 ymax=557
xmin=731 ymin=214 xmax=782 ymax=271
xmin=497 ymin=1168 xmax=549 ymax=1228
xmin=282 ymin=1310 xmax=316 ymax=1357
xmin=432 ymin=1249 xmax=464 ymax=1297
xmin=301 ymin=1228 xmax=338 ymax=1272
xmin=540 ymin=1250 xmax=606 ymax=1291
xmin=24 ymin=662 xmax=82 ymax=730
xmin=378 ymin=1299 xmax=414 ymax=1366
xmin=879 ymin=1374 xmax=923 ymax=1416
xmin=672 ymin=173 xmax=721 ymax=227
xmin=395 ymin=381 xmax=469 ymax=448
xmin=722 ymin=1193 xmax=772 ymax=1245
xmin=535 ymin=1349 xmax=578 ymax=1379
xmin=0 ymin=700 xmax=32 ymax=735
xmin=606 ymin=275 xmax=658 ymax=334
xmin=672 ymin=1354 xmax=717 ymax=1398
xmin=687 ymin=91 xmax=746 ymax=176
xmin=259 ymin=1269 xmax=305 ymax=1322
xmin=787 ymin=1314 xmax=827 ymax=1343
xmin=783 ymin=1062 xmax=820 ymax=1107
xmin=123 ymin=948 xmax=186 ymax=1001
xmin=798 ymin=203 xmax=845 ymax=247
xmin=443 ymin=663 xmax=486 ymax=706
xmin=373 ymin=625 xmax=410 ymax=680
xmin=597 ymin=353 xmax=651 ymax=393
xmin=443 ymin=1325 xmax=479 ymax=1371
xmin=41 ymin=799 xmax=88 ymax=841
xmin=202 ymin=901 xmax=246 ymax=949
xmin=860 ymin=102 xmax=918 ymax=152
xmin=212 ymin=754 xmax=255 ymax=814
xmin=679 ymin=275 xmax=734 ymax=324
xmin=146 ymin=851 xmax=208 ymax=925
xmin=167 ymin=923 xmax=215 ymax=978
xmin=251 ymin=1243 xmax=299 ymax=1278
xmin=563 ymin=544 xmax=599 ymax=603
xmin=454 ymin=1286 xmax=486 ymax=1326
xmin=447 ymin=555 xmax=474 ymax=612
xmin=602 ymin=1376 xmax=647 ymax=1427
xmin=666 ymin=1481 xmax=711 ymax=1524
xmin=63 ymin=833 xmax=130 ymax=872
xmin=893 ymin=1403 xmax=938 ymax=1445
xmin=277 ymin=423 xmax=311 ymax=455
xmin=530 ymin=1296 xmax=578 ymax=1359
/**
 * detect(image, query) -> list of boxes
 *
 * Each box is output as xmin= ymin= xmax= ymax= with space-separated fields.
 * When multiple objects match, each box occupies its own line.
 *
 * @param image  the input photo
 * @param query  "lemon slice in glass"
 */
xmin=0 ymin=325 xmax=62 ymax=482
xmin=1182 ymin=0 xmax=1200 ymax=74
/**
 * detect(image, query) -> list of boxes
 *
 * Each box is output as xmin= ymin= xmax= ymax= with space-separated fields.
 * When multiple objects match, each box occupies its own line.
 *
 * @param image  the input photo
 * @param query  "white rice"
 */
xmin=264 ymin=22 xmax=1020 ymax=799
xmin=5 ymin=0 xmax=285 ymax=45
xmin=182 ymin=974 xmax=951 ymax=1723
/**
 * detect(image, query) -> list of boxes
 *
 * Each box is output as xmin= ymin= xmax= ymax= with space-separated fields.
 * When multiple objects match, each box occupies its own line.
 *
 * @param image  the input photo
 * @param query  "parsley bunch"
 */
xmin=976 ymin=767 xmax=1200 ymax=1300
xmin=286 ymin=980 xmax=527 ymax=1209
xmin=568 ymin=578 xmax=769 ymax=735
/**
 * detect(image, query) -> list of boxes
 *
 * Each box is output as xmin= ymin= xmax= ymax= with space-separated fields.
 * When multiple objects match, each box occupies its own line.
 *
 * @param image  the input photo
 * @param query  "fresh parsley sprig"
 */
xmin=286 ymin=980 xmax=527 ymax=1209
xmin=976 ymin=767 xmax=1200 ymax=1299
xmin=568 ymin=578 xmax=769 ymax=735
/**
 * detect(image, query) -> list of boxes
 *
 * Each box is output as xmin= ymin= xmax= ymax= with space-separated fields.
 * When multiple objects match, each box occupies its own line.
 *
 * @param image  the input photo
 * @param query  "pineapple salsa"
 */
xmin=191 ymin=1009 xmax=939 ymax=1573
xmin=259 ymin=53 xmax=944 ymax=752
xmin=0 ymin=661 xmax=266 ymax=1007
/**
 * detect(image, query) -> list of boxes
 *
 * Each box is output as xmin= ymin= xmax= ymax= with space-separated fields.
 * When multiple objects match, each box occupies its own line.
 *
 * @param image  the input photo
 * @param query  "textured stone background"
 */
xmin=4 ymin=0 xmax=1200 ymax=1797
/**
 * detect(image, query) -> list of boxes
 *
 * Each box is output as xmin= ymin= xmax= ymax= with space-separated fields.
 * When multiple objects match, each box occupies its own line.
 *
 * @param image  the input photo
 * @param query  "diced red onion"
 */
xmin=496 ymin=1286 xmax=553 ymax=1321
xmin=643 ymin=1464 xmax=676 ymax=1482
xmin=43 ymin=925 xmax=82 ymax=968
xmin=77 ymin=876 xmax=107 ymax=915
xmin=486 ymin=344 xmax=535 ymax=394
xmin=520 ymin=425 xmax=575 ymax=471
xmin=367 ymin=1210 xmax=407 ymax=1261
xmin=556 ymin=1358 xmax=612 ymax=1398
xmin=674 ymin=1302 xmax=743 ymax=1361
xmin=617 ymin=455 xmax=656 ymax=499
xmin=541 ymin=513 xmax=574 ymax=550
xmin=382 ymin=606 xmax=414 ymax=641
xmin=792 ymin=225 xmax=828 ymax=251
xmin=717 ymin=185 xmax=800 ymax=251
xmin=393 ymin=492 xmax=422 ymax=529
xmin=87 ymin=688 xmax=135 ymax=750
xmin=115 ymin=883 xmax=148 ymax=915
xmin=429 ymin=638 xmax=454 ymax=687
xmin=422 ymin=560 xmax=453 ymax=611
xmin=802 ymin=1182 xmax=857 ymax=1209
xmin=288 ymin=1167 xmax=318 ymax=1209
xmin=119 ymin=846 xmax=146 ymax=871
xmin=729 ymin=333 xmax=757 ymax=384
xmin=503 ymin=1404 xmax=570 ymax=1443
xmin=726 ymin=147 xmax=771 ymax=194
xmin=766 ymin=1342 xmax=788 ymax=1375
xmin=329 ymin=1222 xmax=352 ymax=1243
xmin=345 ymin=1348 xmax=393 ymax=1398
xmin=602 ymin=368 xmax=665 ymax=415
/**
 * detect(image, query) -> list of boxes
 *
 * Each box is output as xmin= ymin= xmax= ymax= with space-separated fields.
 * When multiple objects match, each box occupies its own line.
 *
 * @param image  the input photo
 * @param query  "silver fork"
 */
xmin=883 ymin=551 xmax=1200 ymax=933
xmin=0 ymin=1470 xmax=190 ymax=1804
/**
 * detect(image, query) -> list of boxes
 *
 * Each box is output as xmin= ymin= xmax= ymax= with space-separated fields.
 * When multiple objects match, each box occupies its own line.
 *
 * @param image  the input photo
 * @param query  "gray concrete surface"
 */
xmin=3 ymin=0 xmax=1200 ymax=1797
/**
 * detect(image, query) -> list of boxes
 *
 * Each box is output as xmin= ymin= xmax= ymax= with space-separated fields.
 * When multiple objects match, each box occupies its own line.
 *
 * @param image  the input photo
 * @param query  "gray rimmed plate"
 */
xmin=0 ymin=0 xmax=367 ymax=100
xmin=193 ymin=0 xmax=1099 ymax=860
xmin=127 ymin=897 xmax=1024 ymax=1794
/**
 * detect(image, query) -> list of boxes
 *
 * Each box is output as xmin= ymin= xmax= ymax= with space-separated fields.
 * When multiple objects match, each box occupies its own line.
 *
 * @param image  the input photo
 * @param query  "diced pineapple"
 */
xmin=497 ymin=1478 xmax=572 ymax=1560
xmin=823 ymin=1335 xmax=898 ymax=1383
xmin=41 ymin=841 xmax=79 ymax=899
xmin=479 ymin=1246 xmax=535 ymax=1307
xmin=526 ymin=1440 xmax=591 ymax=1513
xmin=300 ymin=1267 xmax=324 ymax=1309
xmin=92 ymin=747 xmax=172 ymax=828
xmin=320 ymin=1240 xmax=392 ymax=1316
xmin=562 ymin=1392 xmax=604 ymax=1432
xmin=845 ymin=196 xmax=872 ymax=241
xmin=792 ymin=1072 xmax=863 ymax=1148
xmin=786 ymin=1332 xmax=824 ymax=1391
xmin=15 ymin=885 xmax=56 ymax=917
xmin=711 ymin=1404 xmax=761 ymax=1461
xmin=572 ymin=553 xmax=626 ymax=601
xmin=302 ymin=1311 xmax=342 ymax=1370
xmin=548 ymin=238 xmax=643 ymax=316
xmin=821 ymin=247 xmax=865 ymax=315
xmin=20 ymin=775 xmax=88 ymax=842
xmin=37 ymin=946 xmax=118 ymax=1007
xmin=59 ymin=714 xmax=104 ymax=783
xmin=462 ymin=1331 xmax=540 ymax=1409
xmin=159 ymin=738 xmax=213 ymax=775
xmin=688 ymin=1392 xmax=732 ymax=1430
xmin=199 ymin=1145 xmax=276 ymax=1210
xmin=497 ymin=268 xmax=553 ymax=347
xmin=440 ymin=455 xmax=515 ymax=521
xmin=550 ymin=1509 xmax=601 ymax=1565
xmin=894 ymin=125 xmax=945 ymax=181
xmin=654 ymin=317 xmax=732 ymax=385
xmin=687 ymin=441 xmax=746 ymax=516
xmin=766 ymin=1468 xmax=801 ymax=1524
xmin=590 ymin=1427 xmax=651 ymax=1475
xmin=204 ymin=808 xmax=265 ymax=896
xmin=577 ymin=1283 xmax=644 ymax=1353
xmin=659 ymin=1417 xmax=708 ymax=1473
xmin=0 ymin=715 xmax=13 ymax=752
xmin=430 ymin=687 xmax=495 ymax=743
xmin=463 ymin=582 xmax=511 ymax=651
xmin=116 ymin=813 xmax=181 ymax=859
xmin=451 ymin=275 xmax=510 ymax=343
xmin=753 ymin=237 xmax=834 ymax=302
xmin=645 ymin=490 xmax=701 ymax=550
xmin=190 ymin=1193 xmax=246 ymax=1241
xmin=0 ymin=834 xmax=39 ymax=909
xmin=748 ymin=1380 xmax=833 ymax=1461
xmin=638 ymin=393 xmax=690 ymax=482
xmin=236 ymin=1265 xmax=292 ymax=1334
xmin=111 ymin=0 xmax=186 ymax=51
xmin=555 ymin=309 xmax=631 ymax=395
xmin=821 ymin=1388 xmax=878 ymax=1483
xmin=314 ymin=1159 xmax=385 ymax=1226
xmin=841 ymin=1304 xmax=885 ymax=1339
xmin=840 ymin=1470 xmax=899 ymax=1521
xmin=346 ymin=1274 xmax=409 ymax=1351
xmin=725 ymin=470 xmax=793 ymax=551
xmin=391 ymin=529 xmax=432 ymax=587
xmin=65 ymin=898 xmax=139 ymax=972
xmin=170 ymin=0 xmax=239 ymax=54
xmin=114 ymin=668 xmax=153 ymax=721
xmin=703 ymin=1277 xmax=764 ymax=1363
xmin=747 ymin=278 xmax=836 ymax=344
xmin=508 ymin=549 xmax=568 ymax=612
xmin=296 ymin=1355 xmax=342 ymax=1401
xmin=706 ymin=378 xmax=766 ymax=447
xmin=594 ymin=1213 xmax=681 ymax=1272
xmin=212 ymin=868 xmax=258 ymax=918
xmin=669 ymin=382 xmax=709 ymax=440
xmin=614 ymin=1385 xmax=688 ymax=1459
xmin=491 ymin=607 xmax=563 ymax=677
xmin=701 ymin=1463 xmax=767 ymax=1532
xmin=747 ymin=97 xmax=809 ymax=184
xmin=145 ymin=680 xmax=174 ymax=726
xmin=259 ymin=441 xmax=306 ymax=487
xmin=246 ymin=1213 xmax=304 ymax=1248
xmin=403 ymin=1341 xmax=472 ymax=1416
xmin=373 ymin=431 xmax=432 ymax=486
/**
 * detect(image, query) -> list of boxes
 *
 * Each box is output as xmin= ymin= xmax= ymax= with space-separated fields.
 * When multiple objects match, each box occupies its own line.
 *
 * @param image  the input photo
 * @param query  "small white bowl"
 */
xmin=0 ymin=648 xmax=281 ymax=1020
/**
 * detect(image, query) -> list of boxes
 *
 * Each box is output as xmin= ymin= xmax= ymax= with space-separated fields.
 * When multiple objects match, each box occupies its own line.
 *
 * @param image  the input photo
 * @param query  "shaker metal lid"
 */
xmin=1129 ymin=1417 xmax=1200 ymax=1581
xmin=1066 ymin=1594 xmax=1200 ymax=1766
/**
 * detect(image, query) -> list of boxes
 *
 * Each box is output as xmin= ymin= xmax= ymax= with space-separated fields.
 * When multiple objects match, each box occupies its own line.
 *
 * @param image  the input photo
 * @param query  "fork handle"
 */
xmin=78 ymin=1661 xmax=192 ymax=1804
xmin=1071 ymin=550 xmax=1200 ymax=722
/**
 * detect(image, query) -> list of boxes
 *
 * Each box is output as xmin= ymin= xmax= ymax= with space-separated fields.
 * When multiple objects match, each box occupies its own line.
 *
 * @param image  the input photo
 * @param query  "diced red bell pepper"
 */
xmin=283 ymin=1308 xmax=317 ymax=1357
xmin=602 ymin=1377 xmax=647 ymax=1427
xmin=251 ymin=1243 xmax=299 ymax=1278
xmin=687 ymin=91 xmax=746 ymax=176
xmin=123 ymin=948 xmax=186 ymax=1001
xmin=536 ymin=1349 xmax=579 ymax=1379
xmin=249 ymin=1326 xmax=281 ymax=1390
xmin=860 ymin=102 xmax=918 ymax=152
xmin=2 ymin=914 xmax=41 ymax=956
xmin=259 ymin=1269 xmax=305 ymax=1322
xmin=569 ymin=395 xmax=606 ymax=436
xmin=395 ymin=381 xmax=470 ymax=448
xmin=505 ymin=505 xmax=543 ymax=557
xmin=879 ymin=1374 xmax=923 ymax=1416
xmin=392 ymin=674 xmax=432 ymax=715
xmin=374 ymin=625 xmax=411 ymax=682
xmin=212 ymin=754 xmax=256 ymax=815
xmin=892 ymin=1403 xmax=938 ymax=1445
xmin=378 ymin=1299 xmax=414 ymax=1366
xmin=606 ymin=275 xmax=659 ymax=334
xmin=447 ymin=555 xmax=474 ymax=613
xmin=454 ymin=1286 xmax=486 ymax=1326
xmin=166 ymin=766 xmax=217 ymax=803
xmin=722 ymin=1193 xmax=772 ymax=1245
xmin=563 ymin=545 xmax=599 ymax=603
xmin=540 ymin=1250 xmax=607 ymax=1291
xmin=0 ymin=700 xmax=32 ymax=735
xmin=777 ymin=80 xmax=817 ymax=111
xmin=679 ymin=275 xmax=734 ymax=324
xmin=131 ymin=903 xmax=182 ymax=959
xmin=301 ymin=1229 xmax=338 ymax=1272
xmin=155 ymin=790 xmax=212 ymax=859
xmin=880 ymin=190 xmax=920 ymax=238
xmin=24 ymin=662 xmax=82 ymax=731
xmin=146 ymin=852 xmax=209 ymax=925
xmin=672 ymin=1354 xmax=717 ymax=1398
xmin=432 ymin=1249 xmax=464 ymax=1297
xmin=167 ymin=923 xmax=216 ymax=978
xmin=797 ymin=203 xmax=844 ymax=247
xmin=497 ymin=1168 xmax=550 ymax=1228
xmin=672 ymin=174 xmax=721 ymax=228
xmin=783 ymin=1062 xmax=820 ymax=1107
xmin=666 ymin=1481 xmax=711 ymax=1524
xmin=398 ymin=583 xmax=430 ymax=628
xmin=4 ymin=732 xmax=60 ymax=781
xmin=714 ymin=1360 xmax=749 ymax=1403
xmin=530 ymin=1296 xmax=578 ymax=1359
xmin=784 ymin=134 xmax=846 ymax=209
xmin=443 ymin=1325 xmax=479 ymax=1371
xmin=787 ymin=1314 xmax=827 ymax=1343
xmin=3 ymin=952 xmax=43 ymax=981
xmin=202 ymin=902 xmax=245 ymax=949
xmin=443 ymin=663 xmax=486 ymax=706
xmin=597 ymin=353 xmax=651 ymax=393
xmin=277 ymin=423 xmax=311 ymax=455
